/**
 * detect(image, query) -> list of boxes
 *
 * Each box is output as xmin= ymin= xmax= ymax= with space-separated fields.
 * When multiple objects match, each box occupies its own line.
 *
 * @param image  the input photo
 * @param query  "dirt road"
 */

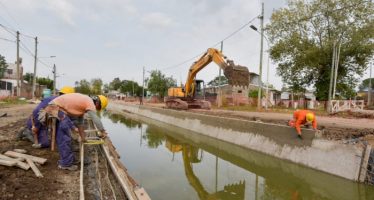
xmin=0 ymin=104 xmax=80 ymax=200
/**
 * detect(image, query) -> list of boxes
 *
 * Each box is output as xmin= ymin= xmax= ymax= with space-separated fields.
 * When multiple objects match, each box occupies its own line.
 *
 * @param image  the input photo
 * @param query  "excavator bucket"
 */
xmin=223 ymin=60 xmax=250 ymax=87
xmin=209 ymin=180 xmax=246 ymax=200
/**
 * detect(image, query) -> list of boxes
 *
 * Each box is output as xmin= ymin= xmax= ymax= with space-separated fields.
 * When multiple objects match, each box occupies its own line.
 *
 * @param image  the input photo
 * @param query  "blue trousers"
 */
xmin=24 ymin=119 xmax=50 ymax=148
xmin=56 ymin=111 xmax=76 ymax=167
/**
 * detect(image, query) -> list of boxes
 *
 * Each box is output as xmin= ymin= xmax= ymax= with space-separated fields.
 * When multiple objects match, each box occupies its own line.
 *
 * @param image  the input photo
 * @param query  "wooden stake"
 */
xmin=0 ymin=154 xmax=30 ymax=170
xmin=4 ymin=151 xmax=47 ymax=165
xmin=0 ymin=159 xmax=16 ymax=167
xmin=26 ymin=159 xmax=43 ymax=178
xmin=51 ymin=118 xmax=56 ymax=151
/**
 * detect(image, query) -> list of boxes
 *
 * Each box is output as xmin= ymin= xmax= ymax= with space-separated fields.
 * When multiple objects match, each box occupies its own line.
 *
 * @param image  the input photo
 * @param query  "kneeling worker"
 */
xmin=288 ymin=109 xmax=317 ymax=139
xmin=18 ymin=86 xmax=75 ymax=148
xmin=46 ymin=93 xmax=108 ymax=170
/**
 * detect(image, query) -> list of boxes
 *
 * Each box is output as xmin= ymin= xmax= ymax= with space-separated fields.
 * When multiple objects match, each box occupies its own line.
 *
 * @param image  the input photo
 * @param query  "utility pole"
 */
xmin=16 ymin=31 xmax=20 ymax=97
xmin=332 ymin=42 xmax=341 ymax=99
xmin=132 ymin=78 xmax=135 ymax=97
xmin=218 ymin=41 xmax=223 ymax=107
xmin=142 ymin=67 xmax=145 ymax=105
xmin=53 ymin=64 xmax=56 ymax=95
xmin=257 ymin=2 xmax=264 ymax=110
xmin=369 ymin=62 xmax=372 ymax=106
xmin=328 ymin=41 xmax=336 ymax=112
xmin=32 ymin=37 xmax=38 ymax=99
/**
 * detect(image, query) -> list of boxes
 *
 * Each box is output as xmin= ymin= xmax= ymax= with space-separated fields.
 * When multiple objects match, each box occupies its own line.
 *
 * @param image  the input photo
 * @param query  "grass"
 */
xmin=0 ymin=97 xmax=28 ymax=108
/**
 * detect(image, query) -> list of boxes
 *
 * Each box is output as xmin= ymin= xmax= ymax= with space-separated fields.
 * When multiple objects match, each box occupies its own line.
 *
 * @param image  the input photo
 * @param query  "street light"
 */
xmin=250 ymin=24 xmax=271 ymax=110
xmin=32 ymin=55 xmax=56 ymax=99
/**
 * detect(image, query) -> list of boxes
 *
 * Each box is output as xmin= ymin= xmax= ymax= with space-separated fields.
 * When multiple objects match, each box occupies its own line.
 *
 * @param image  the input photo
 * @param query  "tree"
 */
xmin=0 ymin=54 xmax=8 ymax=78
xmin=75 ymin=79 xmax=91 ymax=94
xmin=37 ymin=77 xmax=54 ymax=89
xmin=91 ymin=78 xmax=103 ymax=95
xmin=266 ymin=0 xmax=374 ymax=100
xmin=147 ymin=70 xmax=176 ymax=98
xmin=359 ymin=78 xmax=374 ymax=90
xmin=109 ymin=77 xmax=122 ymax=91
xmin=207 ymin=75 xmax=228 ymax=87
xmin=23 ymin=72 xmax=34 ymax=83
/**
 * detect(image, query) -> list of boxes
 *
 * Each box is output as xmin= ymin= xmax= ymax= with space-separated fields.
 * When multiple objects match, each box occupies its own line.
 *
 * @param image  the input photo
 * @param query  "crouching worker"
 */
xmin=45 ymin=93 xmax=108 ymax=170
xmin=288 ymin=109 xmax=317 ymax=139
xmin=17 ymin=86 xmax=75 ymax=148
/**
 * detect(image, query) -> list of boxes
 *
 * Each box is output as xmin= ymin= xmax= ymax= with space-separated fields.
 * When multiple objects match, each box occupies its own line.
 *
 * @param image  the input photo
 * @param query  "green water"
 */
xmin=102 ymin=112 xmax=374 ymax=200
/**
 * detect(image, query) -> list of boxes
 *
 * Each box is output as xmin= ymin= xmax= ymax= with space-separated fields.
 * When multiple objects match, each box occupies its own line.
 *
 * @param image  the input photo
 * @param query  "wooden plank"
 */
xmin=51 ymin=118 xmax=56 ymax=151
xmin=134 ymin=187 xmax=151 ymax=200
xmin=26 ymin=159 xmax=43 ymax=178
xmin=0 ymin=159 xmax=16 ymax=167
xmin=4 ymin=151 xmax=47 ymax=165
xmin=0 ymin=154 xmax=30 ymax=170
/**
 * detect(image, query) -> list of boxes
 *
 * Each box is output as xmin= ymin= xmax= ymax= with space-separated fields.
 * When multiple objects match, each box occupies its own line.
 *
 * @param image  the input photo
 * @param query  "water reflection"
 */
xmin=165 ymin=136 xmax=246 ymax=200
xmin=104 ymin=113 xmax=374 ymax=200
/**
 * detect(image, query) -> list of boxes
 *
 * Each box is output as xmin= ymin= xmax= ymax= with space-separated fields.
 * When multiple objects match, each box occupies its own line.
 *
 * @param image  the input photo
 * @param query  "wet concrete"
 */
xmin=108 ymin=103 xmax=371 ymax=182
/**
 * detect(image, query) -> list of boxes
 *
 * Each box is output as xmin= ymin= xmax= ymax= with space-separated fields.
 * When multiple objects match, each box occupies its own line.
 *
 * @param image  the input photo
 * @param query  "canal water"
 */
xmin=101 ymin=112 xmax=374 ymax=200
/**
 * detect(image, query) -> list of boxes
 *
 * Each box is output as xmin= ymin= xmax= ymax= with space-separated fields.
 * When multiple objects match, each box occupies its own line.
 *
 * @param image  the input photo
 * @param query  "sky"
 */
xmin=3 ymin=0 xmax=369 ymax=91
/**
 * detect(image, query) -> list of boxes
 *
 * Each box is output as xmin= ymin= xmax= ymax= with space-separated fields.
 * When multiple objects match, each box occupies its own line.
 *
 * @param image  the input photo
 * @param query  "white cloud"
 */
xmin=140 ymin=12 xmax=174 ymax=29
xmin=45 ymin=0 xmax=76 ymax=26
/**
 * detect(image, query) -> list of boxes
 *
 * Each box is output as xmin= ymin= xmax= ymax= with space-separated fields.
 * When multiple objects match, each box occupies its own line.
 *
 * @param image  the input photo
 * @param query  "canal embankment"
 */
xmin=108 ymin=102 xmax=373 ymax=183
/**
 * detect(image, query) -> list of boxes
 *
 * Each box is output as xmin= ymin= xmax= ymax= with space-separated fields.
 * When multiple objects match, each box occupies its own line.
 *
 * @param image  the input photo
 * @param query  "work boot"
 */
xmin=297 ymin=134 xmax=303 ymax=140
xmin=58 ymin=164 xmax=78 ymax=171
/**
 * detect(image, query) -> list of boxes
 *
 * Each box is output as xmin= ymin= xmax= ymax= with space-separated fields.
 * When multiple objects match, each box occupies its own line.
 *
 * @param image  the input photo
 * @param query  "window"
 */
xmin=6 ymin=69 xmax=13 ymax=74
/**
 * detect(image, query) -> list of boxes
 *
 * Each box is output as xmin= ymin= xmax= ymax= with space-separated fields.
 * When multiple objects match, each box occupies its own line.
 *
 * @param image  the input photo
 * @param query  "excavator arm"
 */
xmin=184 ymin=48 xmax=250 ymax=97
xmin=165 ymin=48 xmax=250 ymax=110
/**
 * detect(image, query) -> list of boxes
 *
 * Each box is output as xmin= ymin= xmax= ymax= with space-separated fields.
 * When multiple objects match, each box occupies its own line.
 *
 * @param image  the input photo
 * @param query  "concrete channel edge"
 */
xmin=108 ymin=103 xmax=372 ymax=183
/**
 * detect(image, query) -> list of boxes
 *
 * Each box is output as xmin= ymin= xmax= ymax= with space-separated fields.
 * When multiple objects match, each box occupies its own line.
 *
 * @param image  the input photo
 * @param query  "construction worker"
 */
xmin=17 ymin=86 xmax=75 ymax=148
xmin=45 ymin=93 xmax=108 ymax=170
xmin=288 ymin=109 xmax=317 ymax=139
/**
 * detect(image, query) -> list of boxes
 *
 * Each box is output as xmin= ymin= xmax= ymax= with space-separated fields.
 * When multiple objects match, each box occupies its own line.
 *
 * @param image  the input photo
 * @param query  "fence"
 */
xmin=330 ymin=100 xmax=365 ymax=113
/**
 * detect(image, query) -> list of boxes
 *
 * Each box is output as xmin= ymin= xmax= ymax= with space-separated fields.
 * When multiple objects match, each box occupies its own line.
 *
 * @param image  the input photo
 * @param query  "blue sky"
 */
xmin=0 ymin=0 xmax=310 ymax=90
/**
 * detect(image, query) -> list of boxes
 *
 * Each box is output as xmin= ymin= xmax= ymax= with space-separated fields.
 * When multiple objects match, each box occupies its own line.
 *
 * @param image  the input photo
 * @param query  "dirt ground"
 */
xmin=0 ymin=104 xmax=80 ymax=200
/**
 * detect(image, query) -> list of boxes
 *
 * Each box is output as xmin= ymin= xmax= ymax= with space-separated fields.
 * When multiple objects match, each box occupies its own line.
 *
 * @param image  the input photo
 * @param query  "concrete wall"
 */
xmin=108 ymin=103 xmax=371 ymax=182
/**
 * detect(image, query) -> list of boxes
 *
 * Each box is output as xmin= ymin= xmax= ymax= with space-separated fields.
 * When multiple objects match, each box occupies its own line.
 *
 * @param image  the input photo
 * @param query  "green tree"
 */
xmin=147 ymin=70 xmax=176 ymax=98
xmin=91 ymin=78 xmax=103 ymax=95
xmin=266 ymin=0 xmax=374 ymax=100
xmin=75 ymin=79 xmax=91 ymax=94
xmin=359 ymin=78 xmax=374 ymax=90
xmin=0 ymin=55 xmax=8 ymax=78
xmin=37 ymin=77 xmax=54 ymax=89
xmin=207 ymin=75 xmax=228 ymax=87
xmin=109 ymin=77 xmax=122 ymax=90
xmin=23 ymin=72 xmax=34 ymax=83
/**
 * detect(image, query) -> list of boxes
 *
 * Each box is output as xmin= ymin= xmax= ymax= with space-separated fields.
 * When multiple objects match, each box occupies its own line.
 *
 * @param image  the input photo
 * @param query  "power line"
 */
xmin=0 ymin=37 xmax=14 ymax=42
xmin=160 ymin=15 xmax=260 ymax=71
xmin=0 ymin=23 xmax=16 ymax=37
xmin=0 ymin=1 xmax=20 ymax=28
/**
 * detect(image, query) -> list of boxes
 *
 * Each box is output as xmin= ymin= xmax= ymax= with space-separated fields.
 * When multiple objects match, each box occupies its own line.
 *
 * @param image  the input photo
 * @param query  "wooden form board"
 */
xmin=4 ymin=151 xmax=47 ymax=165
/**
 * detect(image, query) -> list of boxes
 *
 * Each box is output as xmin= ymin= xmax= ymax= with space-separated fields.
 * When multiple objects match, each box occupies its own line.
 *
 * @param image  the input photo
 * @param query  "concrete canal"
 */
xmin=101 ymin=112 xmax=374 ymax=200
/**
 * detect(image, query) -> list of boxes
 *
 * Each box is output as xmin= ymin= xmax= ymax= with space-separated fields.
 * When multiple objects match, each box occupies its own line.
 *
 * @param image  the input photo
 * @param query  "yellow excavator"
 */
xmin=165 ymin=48 xmax=250 ymax=110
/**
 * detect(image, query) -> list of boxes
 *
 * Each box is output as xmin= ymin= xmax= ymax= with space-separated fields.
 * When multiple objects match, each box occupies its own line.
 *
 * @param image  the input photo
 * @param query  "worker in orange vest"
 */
xmin=288 ymin=110 xmax=317 ymax=139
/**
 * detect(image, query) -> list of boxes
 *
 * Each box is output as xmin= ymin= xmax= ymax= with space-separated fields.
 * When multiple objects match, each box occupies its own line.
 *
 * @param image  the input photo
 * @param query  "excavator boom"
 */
xmin=166 ymin=48 xmax=250 ymax=110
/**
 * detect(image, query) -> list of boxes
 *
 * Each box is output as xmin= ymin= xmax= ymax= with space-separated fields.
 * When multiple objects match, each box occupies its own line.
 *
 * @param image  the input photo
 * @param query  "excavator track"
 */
xmin=165 ymin=98 xmax=189 ymax=110
xmin=165 ymin=98 xmax=211 ymax=110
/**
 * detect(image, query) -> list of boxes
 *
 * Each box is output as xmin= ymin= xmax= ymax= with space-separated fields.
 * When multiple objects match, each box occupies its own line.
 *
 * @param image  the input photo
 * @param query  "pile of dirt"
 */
xmin=223 ymin=60 xmax=250 ymax=87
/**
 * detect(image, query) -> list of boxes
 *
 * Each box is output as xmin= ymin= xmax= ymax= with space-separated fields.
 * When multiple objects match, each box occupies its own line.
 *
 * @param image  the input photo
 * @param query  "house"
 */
xmin=0 ymin=61 xmax=23 ymax=98
xmin=1 ymin=59 xmax=46 ymax=99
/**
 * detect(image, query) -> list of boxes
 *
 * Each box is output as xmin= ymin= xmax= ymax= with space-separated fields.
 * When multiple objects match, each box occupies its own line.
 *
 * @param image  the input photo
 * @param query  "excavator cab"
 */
xmin=194 ymin=80 xmax=206 ymax=100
